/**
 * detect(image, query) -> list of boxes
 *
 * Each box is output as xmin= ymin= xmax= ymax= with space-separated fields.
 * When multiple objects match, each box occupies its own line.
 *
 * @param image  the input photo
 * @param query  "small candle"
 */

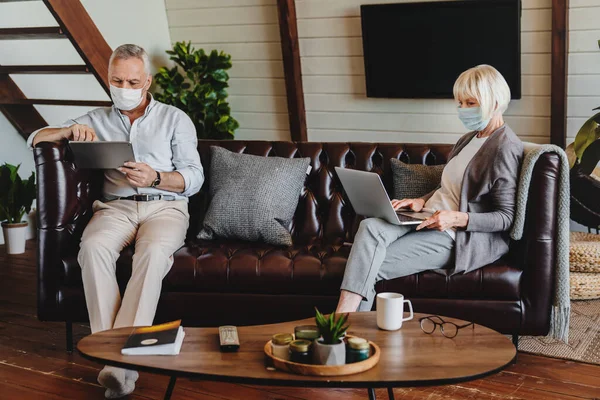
xmin=289 ymin=340 xmax=312 ymax=364
xmin=271 ymin=333 xmax=294 ymax=361
xmin=346 ymin=337 xmax=370 ymax=363
xmin=294 ymin=325 xmax=320 ymax=341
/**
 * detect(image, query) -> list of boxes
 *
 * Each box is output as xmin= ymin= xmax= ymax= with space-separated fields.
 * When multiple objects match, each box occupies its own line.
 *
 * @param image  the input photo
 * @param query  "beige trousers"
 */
xmin=77 ymin=199 xmax=189 ymax=333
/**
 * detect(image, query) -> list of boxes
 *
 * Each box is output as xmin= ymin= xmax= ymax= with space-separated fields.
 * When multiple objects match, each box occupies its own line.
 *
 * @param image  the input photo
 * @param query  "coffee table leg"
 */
xmin=387 ymin=387 xmax=395 ymax=400
xmin=164 ymin=376 xmax=177 ymax=400
xmin=368 ymin=388 xmax=376 ymax=400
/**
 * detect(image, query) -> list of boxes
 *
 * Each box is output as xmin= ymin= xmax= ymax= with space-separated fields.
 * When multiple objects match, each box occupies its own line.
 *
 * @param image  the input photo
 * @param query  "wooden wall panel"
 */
xmin=166 ymin=0 xmax=290 ymax=139
xmin=277 ymin=0 xmax=307 ymax=141
xmin=566 ymin=0 xmax=600 ymax=144
xmin=296 ymin=0 xmax=553 ymax=143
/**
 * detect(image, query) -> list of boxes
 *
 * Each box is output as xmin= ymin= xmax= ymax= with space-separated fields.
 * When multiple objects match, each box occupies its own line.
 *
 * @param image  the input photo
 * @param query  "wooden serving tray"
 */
xmin=264 ymin=338 xmax=380 ymax=377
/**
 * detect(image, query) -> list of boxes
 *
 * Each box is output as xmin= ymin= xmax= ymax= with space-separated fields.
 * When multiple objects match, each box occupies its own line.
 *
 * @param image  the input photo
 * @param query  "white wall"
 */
xmin=566 ymin=0 xmax=600 ymax=145
xmin=0 ymin=0 xmax=172 ymax=152
xmin=0 ymin=0 xmax=172 ymax=126
xmin=0 ymin=0 xmax=172 ymax=241
xmin=165 ymin=0 xmax=290 ymax=141
xmin=295 ymin=0 xmax=552 ymax=143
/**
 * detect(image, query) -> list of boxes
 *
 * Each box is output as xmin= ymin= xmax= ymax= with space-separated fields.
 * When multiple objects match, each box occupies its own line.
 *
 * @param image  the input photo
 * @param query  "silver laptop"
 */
xmin=69 ymin=141 xmax=135 ymax=169
xmin=335 ymin=167 xmax=433 ymax=225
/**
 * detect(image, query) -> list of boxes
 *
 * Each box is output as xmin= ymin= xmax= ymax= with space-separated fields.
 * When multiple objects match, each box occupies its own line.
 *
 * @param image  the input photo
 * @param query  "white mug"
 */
xmin=376 ymin=292 xmax=414 ymax=331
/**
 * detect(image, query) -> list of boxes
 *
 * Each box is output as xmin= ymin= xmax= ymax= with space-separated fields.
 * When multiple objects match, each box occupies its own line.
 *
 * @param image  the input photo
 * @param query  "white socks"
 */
xmin=97 ymin=366 xmax=139 ymax=399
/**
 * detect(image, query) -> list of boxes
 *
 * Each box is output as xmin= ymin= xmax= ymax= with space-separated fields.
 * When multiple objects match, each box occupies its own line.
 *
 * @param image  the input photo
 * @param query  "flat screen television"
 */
xmin=361 ymin=0 xmax=521 ymax=99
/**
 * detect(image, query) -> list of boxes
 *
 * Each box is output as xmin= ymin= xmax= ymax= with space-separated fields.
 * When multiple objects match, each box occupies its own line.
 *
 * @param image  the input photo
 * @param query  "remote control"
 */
xmin=218 ymin=325 xmax=240 ymax=352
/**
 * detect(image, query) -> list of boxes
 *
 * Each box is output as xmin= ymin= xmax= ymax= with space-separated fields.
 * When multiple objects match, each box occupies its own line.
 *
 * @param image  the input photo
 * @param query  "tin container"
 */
xmin=294 ymin=325 xmax=320 ymax=341
xmin=346 ymin=337 xmax=370 ymax=363
xmin=271 ymin=333 xmax=294 ymax=361
xmin=289 ymin=339 xmax=312 ymax=364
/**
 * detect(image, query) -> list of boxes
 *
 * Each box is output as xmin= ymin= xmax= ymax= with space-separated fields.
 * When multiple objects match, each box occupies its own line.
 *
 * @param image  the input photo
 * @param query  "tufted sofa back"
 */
xmin=34 ymin=140 xmax=561 ymax=335
xmin=193 ymin=141 xmax=453 ymax=245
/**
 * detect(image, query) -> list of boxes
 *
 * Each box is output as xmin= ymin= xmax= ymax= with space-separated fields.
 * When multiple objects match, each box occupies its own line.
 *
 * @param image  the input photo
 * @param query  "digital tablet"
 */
xmin=68 ymin=141 xmax=135 ymax=169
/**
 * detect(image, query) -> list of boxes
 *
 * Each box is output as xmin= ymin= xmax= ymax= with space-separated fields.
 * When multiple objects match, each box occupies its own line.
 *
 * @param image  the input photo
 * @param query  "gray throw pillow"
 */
xmin=390 ymin=158 xmax=445 ymax=199
xmin=198 ymin=146 xmax=311 ymax=246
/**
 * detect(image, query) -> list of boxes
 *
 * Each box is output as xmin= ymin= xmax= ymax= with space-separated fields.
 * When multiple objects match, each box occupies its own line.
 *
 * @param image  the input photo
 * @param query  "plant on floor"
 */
xmin=0 ymin=163 xmax=35 ymax=224
xmin=568 ymin=40 xmax=600 ymax=231
xmin=154 ymin=41 xmax=239 ymax=140
xmin=573 ymin=105 xmax=600 ymax=171
xmin=572 ymin=40 xmax=600 ymax=173
xmin=314 ymin=308 xmax=350 ymax=344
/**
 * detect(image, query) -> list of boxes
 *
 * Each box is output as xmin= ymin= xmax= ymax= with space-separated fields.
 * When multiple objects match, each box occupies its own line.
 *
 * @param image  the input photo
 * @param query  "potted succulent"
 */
xmin=313 ymin=308 xmax=350 ymax=366
xmin=0 ymin=163 xmax=36 ymax=254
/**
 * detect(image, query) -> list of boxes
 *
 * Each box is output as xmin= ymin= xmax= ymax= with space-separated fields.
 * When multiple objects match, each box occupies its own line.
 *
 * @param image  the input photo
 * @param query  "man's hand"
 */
xmin=31 ymin=123 xmax=97 ymax=147
xmin=69 ymin=124 xmax=97 ymax=142
xmin=118 ymin=162 xmax=157 ymax=188
xmin=391 ymin=198 xmax=425 ymax=212
xmin=416 ymin=211 xmax=469 ymax=231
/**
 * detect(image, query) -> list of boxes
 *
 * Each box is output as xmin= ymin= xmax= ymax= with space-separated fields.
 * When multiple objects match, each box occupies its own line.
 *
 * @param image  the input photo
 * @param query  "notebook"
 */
xmin=121 ymin=320 xmax=185 ymax=356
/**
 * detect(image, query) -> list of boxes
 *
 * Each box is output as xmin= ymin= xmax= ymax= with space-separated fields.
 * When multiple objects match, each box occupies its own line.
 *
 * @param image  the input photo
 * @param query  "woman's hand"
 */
xmin=391 ymin=198 xmax=425 ymax=212
xmin=416 ymin=211 xmax=469 ymax=231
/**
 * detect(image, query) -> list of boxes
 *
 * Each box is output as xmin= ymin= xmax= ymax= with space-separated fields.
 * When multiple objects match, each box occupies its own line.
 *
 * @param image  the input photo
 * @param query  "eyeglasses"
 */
xmin=419 ymin=315 xmax=474 ymax=338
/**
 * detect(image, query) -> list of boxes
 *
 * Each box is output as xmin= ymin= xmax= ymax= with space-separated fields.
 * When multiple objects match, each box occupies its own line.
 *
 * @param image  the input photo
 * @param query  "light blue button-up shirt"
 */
xmin=28 ymin=96 xmax=204 ymax=200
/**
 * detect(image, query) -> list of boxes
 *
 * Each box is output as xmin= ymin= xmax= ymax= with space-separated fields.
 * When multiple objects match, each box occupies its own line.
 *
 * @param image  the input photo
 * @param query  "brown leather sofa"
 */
xmin=34 ymin=140 xmax=560 ymax=351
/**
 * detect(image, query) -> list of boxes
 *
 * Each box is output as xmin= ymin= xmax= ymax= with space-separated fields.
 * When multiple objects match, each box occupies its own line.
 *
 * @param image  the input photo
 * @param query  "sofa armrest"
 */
xmin=515 ymin=151 xmax=561 ymax=335
xmin=34 ymin=141 xmax=103 ymax=321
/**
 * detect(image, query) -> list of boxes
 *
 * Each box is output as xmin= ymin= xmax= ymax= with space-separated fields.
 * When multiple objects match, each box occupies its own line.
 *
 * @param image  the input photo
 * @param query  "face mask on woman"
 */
xmin=457 ymin=106 xmax=490 ymax=132
xmin=110 ymin=77 xmax=149 ymax=111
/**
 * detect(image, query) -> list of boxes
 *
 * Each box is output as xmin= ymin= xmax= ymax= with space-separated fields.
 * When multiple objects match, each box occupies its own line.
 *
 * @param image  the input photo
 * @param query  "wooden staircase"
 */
xmin=0 ymin=0 xmax=113 ymax=140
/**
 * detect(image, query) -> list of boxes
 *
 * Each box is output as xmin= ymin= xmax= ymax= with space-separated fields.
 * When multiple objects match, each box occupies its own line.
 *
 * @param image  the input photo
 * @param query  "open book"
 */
xmin=121 ymin=320 xmax=185 ymax=356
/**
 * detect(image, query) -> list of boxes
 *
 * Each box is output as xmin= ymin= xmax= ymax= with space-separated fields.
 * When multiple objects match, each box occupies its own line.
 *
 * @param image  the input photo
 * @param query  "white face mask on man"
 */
xmin=109 ymin=76 xmax=149 ymax=111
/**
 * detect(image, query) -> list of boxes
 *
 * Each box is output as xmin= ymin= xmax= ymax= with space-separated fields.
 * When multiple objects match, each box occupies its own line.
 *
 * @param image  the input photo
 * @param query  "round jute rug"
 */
xmin=518 ymin=300 xmax=600 ymax=366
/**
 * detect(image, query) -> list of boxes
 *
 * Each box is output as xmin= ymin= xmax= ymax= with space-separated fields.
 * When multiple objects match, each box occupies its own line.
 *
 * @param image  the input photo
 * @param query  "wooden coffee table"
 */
xmin=78 ymin=312 xmax=516 ymax=400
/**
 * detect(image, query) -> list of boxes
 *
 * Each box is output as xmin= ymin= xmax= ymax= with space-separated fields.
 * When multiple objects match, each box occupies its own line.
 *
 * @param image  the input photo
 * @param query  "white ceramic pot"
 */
xmin=2 ymin=222 xmax=28 ymax=254
xmin=312 ymin=339 xmax=346 ymax=365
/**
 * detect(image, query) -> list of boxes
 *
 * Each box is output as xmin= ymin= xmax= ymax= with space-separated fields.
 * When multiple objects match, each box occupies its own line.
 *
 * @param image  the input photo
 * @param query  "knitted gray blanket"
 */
xmin=510 ymin=143 xmax=570 ymax=343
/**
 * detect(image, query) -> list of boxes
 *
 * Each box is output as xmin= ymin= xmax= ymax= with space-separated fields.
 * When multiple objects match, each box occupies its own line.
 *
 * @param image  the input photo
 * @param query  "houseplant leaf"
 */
xmin=580 ymin=139 xmax=600 ymax=176
xmin=155 ymin=42 xmax=238 ymax=140
xmin=314 ymin=307 xmax=350 ymax=345
xmin=573 ymin=112 xmax=600 ymax=161
xmin=0 ymin=164 xmax=35 ymax=224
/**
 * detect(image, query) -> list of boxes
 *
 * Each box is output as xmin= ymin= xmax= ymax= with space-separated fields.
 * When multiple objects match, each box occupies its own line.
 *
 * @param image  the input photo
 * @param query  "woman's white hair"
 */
xmin=453 ymin=65 xmax=511 ymax=120
xmin=109 ymin=44 xmax=150 ymax=74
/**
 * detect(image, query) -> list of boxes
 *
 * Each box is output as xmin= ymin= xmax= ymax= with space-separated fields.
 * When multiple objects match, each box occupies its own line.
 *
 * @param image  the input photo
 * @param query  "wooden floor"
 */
xmin=1 ymin=241 xmax=600 ymax=400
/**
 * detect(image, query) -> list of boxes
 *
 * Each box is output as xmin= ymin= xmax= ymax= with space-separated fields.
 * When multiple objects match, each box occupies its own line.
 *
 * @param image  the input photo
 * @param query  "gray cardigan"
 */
xmin=422 ymin=125 xmax=524 ymax=274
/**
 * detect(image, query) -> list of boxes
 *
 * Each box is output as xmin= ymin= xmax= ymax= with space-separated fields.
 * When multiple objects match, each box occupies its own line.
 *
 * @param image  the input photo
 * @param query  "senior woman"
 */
xmin=336 ymin=64 xmax=523 ymax=313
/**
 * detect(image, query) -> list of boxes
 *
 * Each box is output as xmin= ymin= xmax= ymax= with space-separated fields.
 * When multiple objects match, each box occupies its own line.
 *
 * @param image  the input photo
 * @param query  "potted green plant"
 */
xmin=154 ymin=41 xmax=239 ymax=140
xmin=572 ymin=106 xmax=600 ymax=174
xmin=0 ymin=163 xmax=36 ymax=254
xmin=313 ymin=308 xmax=350 ymax=366
xmin=570 ymin=40 xmax=600 ymax=172
xmin=567 ymin=40 xmax=600 ymax=229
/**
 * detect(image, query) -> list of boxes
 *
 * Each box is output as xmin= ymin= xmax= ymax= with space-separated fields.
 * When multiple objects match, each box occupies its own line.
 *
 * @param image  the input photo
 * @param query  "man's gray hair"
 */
xmin=109 ymin=44 xmax=150 ymax=74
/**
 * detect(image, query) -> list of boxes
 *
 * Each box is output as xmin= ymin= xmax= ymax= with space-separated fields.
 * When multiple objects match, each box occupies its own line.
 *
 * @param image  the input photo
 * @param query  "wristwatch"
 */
xmin=151 ymin=171 xmax=161 ymax=188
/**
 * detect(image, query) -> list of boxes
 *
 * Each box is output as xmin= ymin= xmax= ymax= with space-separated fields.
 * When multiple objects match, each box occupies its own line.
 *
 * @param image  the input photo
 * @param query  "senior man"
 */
xmin=28 ymin=44 xmax=203 ymax=399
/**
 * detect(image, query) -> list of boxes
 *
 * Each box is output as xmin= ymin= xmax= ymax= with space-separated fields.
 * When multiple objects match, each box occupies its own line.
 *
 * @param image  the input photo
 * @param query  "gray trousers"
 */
xmin=340 ymin=218 xmax=455 ymax=311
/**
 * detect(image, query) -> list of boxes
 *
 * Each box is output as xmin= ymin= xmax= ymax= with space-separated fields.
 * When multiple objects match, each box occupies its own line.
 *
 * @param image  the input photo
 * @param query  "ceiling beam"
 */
xmin=0 ymin=65 xmax=90 ymax=74
xmin=0 ymin=98 xmax=111 ymax=107
xmin=551 ymin=0 xmax=569 ymax=148
xmin=0 ymin=27 xmax=65 ymax=40
xmin=276 ymin=0 xmax=307 ymax=142
xmin=0 ymin=74 xmax=47 ymax=140
xmin=43 ymin=0 xmax=112 ymax=94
